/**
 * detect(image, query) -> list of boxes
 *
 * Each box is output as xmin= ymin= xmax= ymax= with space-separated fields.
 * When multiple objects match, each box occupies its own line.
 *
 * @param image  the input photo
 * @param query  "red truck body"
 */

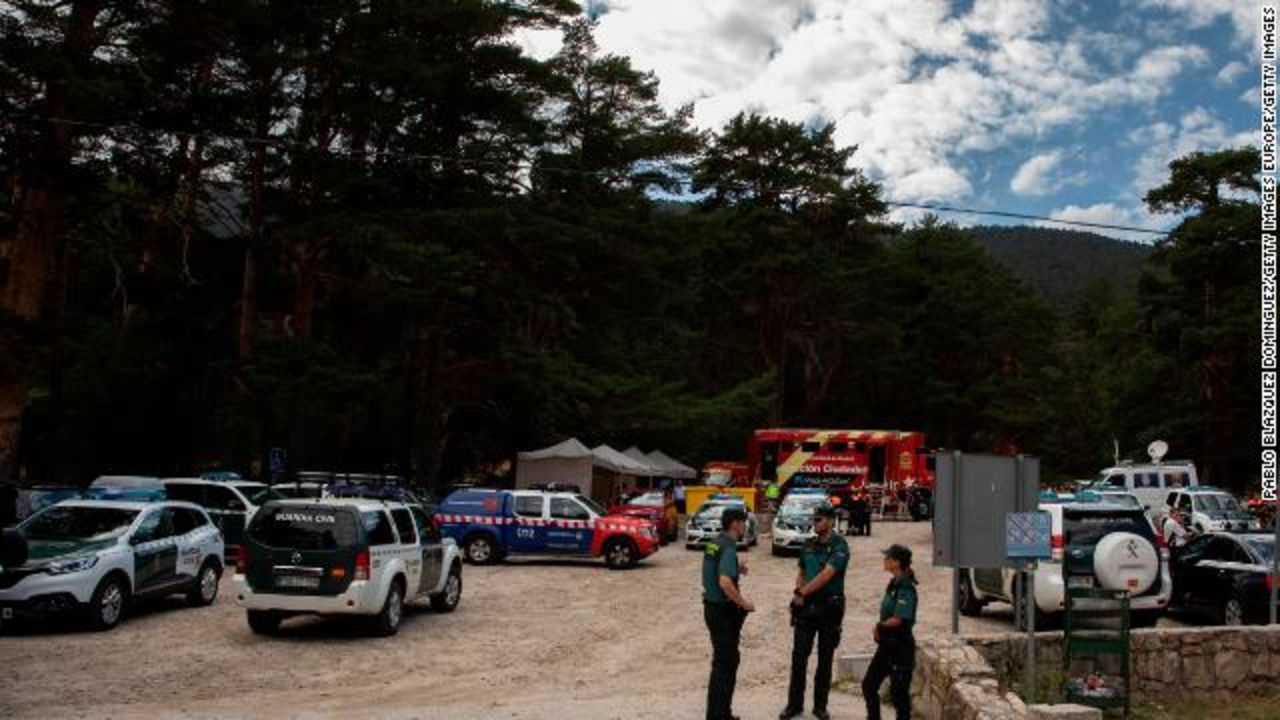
xmin=745 ymin=428 xmax=936 ymax=519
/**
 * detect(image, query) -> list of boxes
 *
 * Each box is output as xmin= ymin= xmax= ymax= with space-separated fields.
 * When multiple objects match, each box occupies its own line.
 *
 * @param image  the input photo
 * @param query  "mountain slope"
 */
xmin=965 ymin=225 xmax=1153 ymax=305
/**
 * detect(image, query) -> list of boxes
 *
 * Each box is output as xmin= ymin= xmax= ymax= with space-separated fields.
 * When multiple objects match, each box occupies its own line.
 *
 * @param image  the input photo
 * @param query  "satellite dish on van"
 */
xmin=1147 ymin=440 xmax=1168 ymax=463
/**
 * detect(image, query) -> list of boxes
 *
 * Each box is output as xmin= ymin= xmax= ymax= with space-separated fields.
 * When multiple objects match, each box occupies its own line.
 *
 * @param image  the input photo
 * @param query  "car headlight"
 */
xmin=641 ymin=526 xmax=656 ymax=538
xmin=47 ymin=555 xmax=100 ymax=575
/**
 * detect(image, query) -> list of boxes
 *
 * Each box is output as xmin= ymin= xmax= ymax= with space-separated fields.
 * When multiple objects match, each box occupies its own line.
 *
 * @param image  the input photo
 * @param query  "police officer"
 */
xmin=779 ymin=504 xmax=849 ymax=720
xmin=862 ymin=543 xmax=918 ymax=720
xmin=703 ymin=506 xmax=755 ymax=720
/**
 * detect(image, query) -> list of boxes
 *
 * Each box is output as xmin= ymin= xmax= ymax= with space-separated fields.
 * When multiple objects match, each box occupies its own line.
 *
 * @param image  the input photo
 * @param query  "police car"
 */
xmin=0 ymin=499 xmax=225 ymax=631
xmin=436 ymin=488 xmax=661 ymax=570
xmin=1164 ymin=487 xmax=1261 ymax=534
xmin=686 ymin=495 xmax=759 ymax=550
xmin=771 ymin=492 xmax=830 ymax=555
xmin=234 ymin=497 xmax=462 ymax=636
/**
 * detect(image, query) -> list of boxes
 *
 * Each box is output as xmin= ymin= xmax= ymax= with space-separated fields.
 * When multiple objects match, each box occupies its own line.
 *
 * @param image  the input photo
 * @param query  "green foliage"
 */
xmin=0 ymin=8 xmax=1261 ymax=494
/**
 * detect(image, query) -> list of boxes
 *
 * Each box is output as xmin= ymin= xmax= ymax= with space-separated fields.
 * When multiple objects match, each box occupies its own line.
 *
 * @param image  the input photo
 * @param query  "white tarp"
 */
xmin=646 ymin=449 xmax=697 ymax=479
xmin=622 ymin=446 xmax=667 ymax=477
xmin=592 ymin=444 xmax=655 ymax=477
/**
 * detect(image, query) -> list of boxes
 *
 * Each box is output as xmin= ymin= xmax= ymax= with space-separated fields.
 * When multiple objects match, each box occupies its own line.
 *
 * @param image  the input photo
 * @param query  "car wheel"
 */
xmin=430 ymin=563 xmax=463 ymax=613
xmin=371 ymin=579 xmax=405 ymax=636
xmin=1222 ymin=597 xmax=1246 ymax=626
xmin=187 ymin=561 xmax=221 ymax=607
xmin=247 ymin=610 xmax=282 ymax=635
xmin=604 ymin=537 xmax=638 ymax=570
xmin=958 ymin=570 xmax=985 ymax=617
xmin=464 ymin=535 xmax=497 ymax=565
xmin=87 ymin=575 xmax=128 ymax=631
xmin=771 ymin=544 xmax=783 ymax=557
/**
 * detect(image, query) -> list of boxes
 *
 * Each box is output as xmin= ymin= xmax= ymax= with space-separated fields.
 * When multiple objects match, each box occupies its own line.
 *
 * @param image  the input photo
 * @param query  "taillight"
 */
xmin=235 ymin=545 xmax=248 ymax=574
xmin=355 ymin=550 xmax=370 ymax=581
xmin=1155 ymin=532 xmax=1169 ymax=560
xmin=1268 ymin=574 xmax=1276 ymax=592
xmin=1051 ymin=533 xmax=1064 ymax=561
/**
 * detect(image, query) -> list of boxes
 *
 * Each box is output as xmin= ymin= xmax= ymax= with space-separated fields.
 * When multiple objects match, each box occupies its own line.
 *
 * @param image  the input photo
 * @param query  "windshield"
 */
xmin=696 ymin=502 xmax=734 ymax=519
xmin=1193 ymin=494 xmax=1243 ymax=513
xmin=1245 ymin=538 xmax=1275 ymax=564
xmin=780 ymin=498 xmax=824 ymax=517
xmin=705 ymin=471 xmax=732 ymax=487
xmin=240 ymin=485 xmax=286 ymax=505
xmin=1099 ymin=494 xmax=1141 ymax=509
xmin=21 ymin=506 xmax=138 ymax=542
xmin=577 ymin=495 xmax=608 ymax=517
xmin=625 ymin=492 xmax=665 ymax=507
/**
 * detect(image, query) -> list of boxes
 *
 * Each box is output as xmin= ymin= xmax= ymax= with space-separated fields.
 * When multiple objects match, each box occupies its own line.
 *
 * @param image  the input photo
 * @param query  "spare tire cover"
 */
xmin=1092 ymin=531 xmax=1158 ymax=594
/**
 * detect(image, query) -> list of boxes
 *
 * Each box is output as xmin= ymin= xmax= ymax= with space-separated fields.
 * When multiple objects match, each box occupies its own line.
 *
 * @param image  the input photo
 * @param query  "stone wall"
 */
xmin=968 ymin=626 xmax=1280 ymax=703
xmin=910 ymin=635 xmax=1029 ymax=719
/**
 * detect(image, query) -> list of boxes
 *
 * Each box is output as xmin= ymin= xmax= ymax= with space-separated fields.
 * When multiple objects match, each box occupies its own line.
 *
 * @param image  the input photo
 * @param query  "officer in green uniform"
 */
xmin=702 ymin=506 xmax=755 ymax=720
xmin=862 ymin=543 xmax=918 ymax=720
xmin=764 ymin=481 xmax=781 ymax=512
xmin=779 ymin=504 xmax=849 ymax=720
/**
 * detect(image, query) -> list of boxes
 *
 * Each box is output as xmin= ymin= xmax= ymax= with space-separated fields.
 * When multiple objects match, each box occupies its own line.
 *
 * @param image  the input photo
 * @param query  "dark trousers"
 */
xmin=786 ymin=597 xmax=845 ymax=712
xmin=862 ymin=634 xmax=914 ymax=720
xmin=705 ymin=601 xmax=746 ymax=720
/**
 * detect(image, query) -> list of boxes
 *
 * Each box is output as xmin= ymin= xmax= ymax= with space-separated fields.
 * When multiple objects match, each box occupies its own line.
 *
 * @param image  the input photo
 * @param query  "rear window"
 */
xmin=1063 ymin=509 xmax=1154 ymax=545
xmin=249 ymin=506 xmax=359 ymax=550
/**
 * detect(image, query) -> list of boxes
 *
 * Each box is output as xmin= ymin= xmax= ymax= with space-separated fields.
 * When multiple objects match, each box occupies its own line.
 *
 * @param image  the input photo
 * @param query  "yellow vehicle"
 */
xmin=683 ymin=486 xmax=760 ymax=515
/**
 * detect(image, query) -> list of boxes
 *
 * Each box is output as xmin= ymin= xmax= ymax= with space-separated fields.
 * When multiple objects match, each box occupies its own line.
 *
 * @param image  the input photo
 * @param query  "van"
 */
xmin=1084 ymin=461 xmax=1198 ymax=514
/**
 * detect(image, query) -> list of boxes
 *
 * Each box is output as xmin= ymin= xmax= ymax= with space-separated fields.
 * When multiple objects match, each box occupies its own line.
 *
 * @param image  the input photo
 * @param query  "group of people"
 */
xmin=702 ymin=504 xmax=917 ymax=720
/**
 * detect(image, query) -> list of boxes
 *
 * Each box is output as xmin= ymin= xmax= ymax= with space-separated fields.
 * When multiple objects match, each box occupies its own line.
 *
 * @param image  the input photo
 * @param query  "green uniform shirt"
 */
xmin=702 ymin=532 xmax=740 ymax=603
xmin=765 ymin=483 xmax=781 ymax=500
xmin=879 ymin=574 xmax=918 ymax=632
xmin=797 ymin=532 xmax=850 ymax=601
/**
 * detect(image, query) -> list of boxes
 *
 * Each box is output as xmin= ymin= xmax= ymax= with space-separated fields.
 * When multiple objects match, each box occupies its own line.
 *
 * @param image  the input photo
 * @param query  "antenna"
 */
xmin=1113 ymin=438 xmax=1120 ymax=466
xmin=1148 ymin=440 xmax=1168 ymax=464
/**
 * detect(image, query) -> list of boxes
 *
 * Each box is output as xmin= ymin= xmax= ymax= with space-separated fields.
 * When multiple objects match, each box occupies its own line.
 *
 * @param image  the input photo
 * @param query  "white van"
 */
xmin=1084 ymin=461 xmax=1198 ymax=515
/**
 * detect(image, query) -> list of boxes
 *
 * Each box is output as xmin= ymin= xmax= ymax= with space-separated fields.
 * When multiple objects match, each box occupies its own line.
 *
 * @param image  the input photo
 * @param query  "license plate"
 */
xmin=1068 ymin=576 xmax=1094 ymax=588
xmin=274 ymin=575 xmax=319 ymax=589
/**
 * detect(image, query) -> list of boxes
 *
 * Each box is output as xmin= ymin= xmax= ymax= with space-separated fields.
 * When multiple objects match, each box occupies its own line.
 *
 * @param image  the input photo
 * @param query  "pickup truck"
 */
xmin=436 ymin=489 xmax=661 ymax=570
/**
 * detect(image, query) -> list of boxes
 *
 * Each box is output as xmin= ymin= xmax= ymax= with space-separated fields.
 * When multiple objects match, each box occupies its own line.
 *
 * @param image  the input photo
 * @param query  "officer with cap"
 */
xmin=862 ymin=543 xmax=918 ymax=720
xmin=703 ymin=506 xmax=755 ymax=720
xmin=779 ymin=503 xmax=849 ymax=720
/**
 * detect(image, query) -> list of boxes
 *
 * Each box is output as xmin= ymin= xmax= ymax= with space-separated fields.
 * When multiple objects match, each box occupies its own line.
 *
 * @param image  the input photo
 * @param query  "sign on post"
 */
xmin=1006 ymin=511 xmax=1052 ymax=559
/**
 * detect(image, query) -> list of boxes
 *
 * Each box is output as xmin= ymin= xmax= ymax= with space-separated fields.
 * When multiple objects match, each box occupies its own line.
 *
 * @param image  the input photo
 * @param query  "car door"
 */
xmin=1189 ymin=536 xmax=1235 ymax=614
xmin=548 ymin=496 xmax=592 ymax=553
xmin=389 ymin=507 xmax=423 ymax=596
xmin=510 ymin=493 xmax=548 ymax=552
xmin=169 ymin=507 xmax=205 ymax=580
xmin=1170 ymin=533 xmax=1211 ymax=607
xmin=204 ymin=484 xmax=249 ymax=548
xmin=131 ymin=508 xmax=179 ymax=594
xmin=410 ymin=507 xmax=443 ymax=595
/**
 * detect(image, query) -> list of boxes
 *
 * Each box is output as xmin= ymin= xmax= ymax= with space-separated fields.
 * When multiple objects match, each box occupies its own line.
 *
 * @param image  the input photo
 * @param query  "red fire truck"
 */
xmin=746 ymin=429 xmax=936 ymax=520
xmin=700 ymin=461 xmax=749 ymax=487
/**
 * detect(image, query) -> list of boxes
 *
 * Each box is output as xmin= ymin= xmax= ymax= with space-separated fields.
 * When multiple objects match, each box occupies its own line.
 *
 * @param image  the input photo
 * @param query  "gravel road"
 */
xmin=0 ymin=520 xmax=1172 ymax=719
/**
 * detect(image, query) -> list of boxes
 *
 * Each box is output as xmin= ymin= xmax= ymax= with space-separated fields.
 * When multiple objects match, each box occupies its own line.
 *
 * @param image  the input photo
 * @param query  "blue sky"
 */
xmin=520 ymin=0 xmax=1258 ymax=240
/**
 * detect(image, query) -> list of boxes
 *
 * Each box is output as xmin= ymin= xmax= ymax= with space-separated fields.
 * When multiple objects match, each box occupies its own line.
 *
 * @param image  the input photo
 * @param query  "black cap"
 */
xmin=882 ymin=544 xmax=913 ymax=565
xmin=721 ymin=507 xmax=748 ymax=527
xmin=813 ymin=503 xmax=837 ymax=519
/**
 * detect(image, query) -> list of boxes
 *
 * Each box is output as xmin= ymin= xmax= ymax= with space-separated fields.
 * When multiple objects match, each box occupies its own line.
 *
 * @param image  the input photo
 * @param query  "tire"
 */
xmin=370 ymin=578 xmax=405 ymax=636
xmin=464 ymin=534 xmax=498 ymax=565
xmin=186 ymin=560 xmax=221 ymax=607
xmin=247 ymin=610 xmax=282 ymax=635
xmin=603 ymin=537 xmax=639 ymax=570
xmin=1222 ymin=596 xmax=1247 ymax=626
xmin=430 ymin=563 xmax=462 ymax=613
xmin=771 ymin=544 xmax=783 ymax=557
xmin=86 ymin=574 xmax=129 ymax=631
xmin=958 ymin=570 xmax=985 ymax=617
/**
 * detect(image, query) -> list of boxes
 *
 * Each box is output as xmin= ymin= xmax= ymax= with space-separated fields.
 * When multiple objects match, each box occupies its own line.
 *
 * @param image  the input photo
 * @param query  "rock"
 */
xmin=1028 ymin=704 xmax=1105 ymax=719
xmin=1182 ymin=653 xmax=1214 ymax=689
xmin=1214 ymin=649 xmax=1250 ymax=689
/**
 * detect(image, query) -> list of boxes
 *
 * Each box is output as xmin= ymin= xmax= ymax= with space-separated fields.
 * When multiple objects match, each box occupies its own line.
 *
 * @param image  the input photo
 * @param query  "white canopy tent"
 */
xmin=646 ymin=449 xmax=697 ymax=480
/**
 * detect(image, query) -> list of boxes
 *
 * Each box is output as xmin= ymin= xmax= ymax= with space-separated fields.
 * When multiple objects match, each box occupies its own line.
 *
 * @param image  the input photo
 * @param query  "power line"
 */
xmin=7 ymin=113 xmax=1176 ymax=236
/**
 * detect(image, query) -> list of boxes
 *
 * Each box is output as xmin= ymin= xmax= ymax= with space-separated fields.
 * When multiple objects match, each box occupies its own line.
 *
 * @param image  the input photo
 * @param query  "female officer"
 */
xmin=862 ymin=543 xmax=917 ymax=720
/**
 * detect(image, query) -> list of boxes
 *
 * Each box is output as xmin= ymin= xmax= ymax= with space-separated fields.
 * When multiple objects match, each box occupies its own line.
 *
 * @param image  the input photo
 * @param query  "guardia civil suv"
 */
xmin=234 ymin=498 xmax=462 ymax=636
xmin=0 ymin=500 xmax=225 ymax=631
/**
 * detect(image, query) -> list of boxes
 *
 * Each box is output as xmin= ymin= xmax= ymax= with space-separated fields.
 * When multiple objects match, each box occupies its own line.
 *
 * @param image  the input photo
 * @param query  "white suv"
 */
xmin=959 ymin=498 xmax=1172 ymax=628
xmin=0 ymin=500 xmax=225 ymax=631
xmin=235 ymin=498 xmax=461 ymax=636
xmin=1165 ymin=488 xmax=1261 ymax=534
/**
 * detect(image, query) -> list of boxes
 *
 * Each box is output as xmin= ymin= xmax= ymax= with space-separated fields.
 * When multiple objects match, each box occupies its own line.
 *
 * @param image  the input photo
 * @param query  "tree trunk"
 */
xmin=238 ymin=131 xmax=267 ymax=361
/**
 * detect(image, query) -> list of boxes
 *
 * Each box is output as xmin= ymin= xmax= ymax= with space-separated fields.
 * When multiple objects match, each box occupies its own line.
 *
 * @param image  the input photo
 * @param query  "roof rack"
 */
xmin=528 ymin=482 xmax=582 ymax=494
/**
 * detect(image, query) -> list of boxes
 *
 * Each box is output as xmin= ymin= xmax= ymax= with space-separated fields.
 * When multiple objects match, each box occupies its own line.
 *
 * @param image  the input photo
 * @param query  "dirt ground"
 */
xmin=0 ymin=521 xmax=1178 ymax=719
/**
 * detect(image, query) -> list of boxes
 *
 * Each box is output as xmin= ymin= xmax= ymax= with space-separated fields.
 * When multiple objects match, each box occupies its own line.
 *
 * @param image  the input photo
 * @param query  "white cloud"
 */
xmin=583 ymin=0 xmax=1213 ymax=204
xmin=1011 ymin=150 xmax=1089 ymax=197
xmin=1131 ymin=0 xmax=1255 ymax=48
xmin=1040 ymin=203 xmax=1168 ymax=242
xmin=1215 ymin=60 xmax=1248 ymax=86
xmin=1241 ymin=86 xmax=1262 ymax=106
xmin=1128 ymin=107 xmax=1255 ymax=199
